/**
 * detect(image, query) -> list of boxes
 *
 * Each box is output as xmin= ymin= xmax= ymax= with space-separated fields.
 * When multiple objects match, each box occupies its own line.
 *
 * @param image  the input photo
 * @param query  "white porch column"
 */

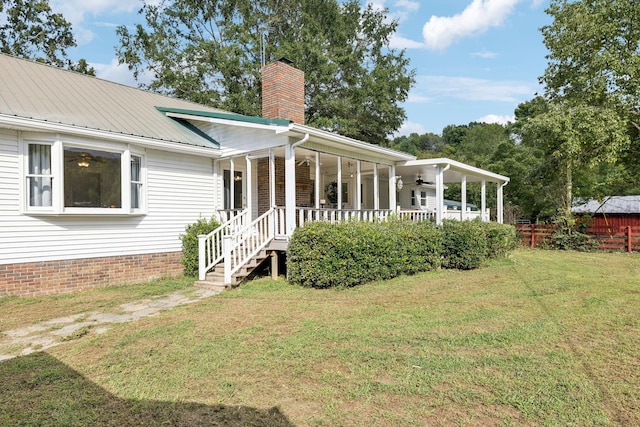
xmin=269 ymin=149 xmax=275 ymax=208
xmin=229 ymin=158 xmax=235 ymax=210
xmin=389 ymin=164 xmax=397 ymax=212
xmin=497 ymin=182 xmax=505 ymax=224
xmin=245 ymin=155 xmax=252 ymax=217
xmin=285 ymin=143 xmax=296 ymax=235
xmin=461 ymin=175 xmax=467 ymax=221
xmin=337 ymin=156 xmax=342 ymax=208
xmin=481 ymin=180 xmax=487 ymax=222
xmin=356 ymin=161 xmax=362 ymax=210
xmin=373 ymin=163 xmax=379 ymax=210
xmin=435 ymin=166 xmax=444 ymax=225
xmin=315 ymin=152 xmax=320 ymax=209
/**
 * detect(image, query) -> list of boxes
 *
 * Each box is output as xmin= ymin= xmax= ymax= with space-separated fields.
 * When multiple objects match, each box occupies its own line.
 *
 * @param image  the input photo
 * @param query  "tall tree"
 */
xmin=521 ymin=104 xmax=628 ymax=223
xmin=542 ymin=0 xmax=640 ymax=128
xmin=0 ymin=0 xmax=93 ymax=74
xmin=533 ymin=0 xmax=640 ymax=221
xmin=116 ymin=0 xmax=414 ymax=144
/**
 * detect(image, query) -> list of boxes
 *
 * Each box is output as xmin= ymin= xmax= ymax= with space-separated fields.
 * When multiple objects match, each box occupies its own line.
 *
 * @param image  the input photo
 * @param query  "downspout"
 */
xmin=292 ymin=132 xmax=310 ymax=147
xmin=435 ymin=164 xmax=450 ymax=225
xmin=498 ymin=181 xmax=509 ymax=224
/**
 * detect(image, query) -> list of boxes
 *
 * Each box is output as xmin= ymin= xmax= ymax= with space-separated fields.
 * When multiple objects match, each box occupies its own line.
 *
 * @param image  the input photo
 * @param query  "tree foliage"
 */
xmin=521 ymin=103 xmax=628 ymax=223
xmin=541 ymin=0 xmax=640 ymax=128
xmin=0 ymin=0 xmax=94 ymax=74
xmin=116 ymin=0 xmax=414 ymax=144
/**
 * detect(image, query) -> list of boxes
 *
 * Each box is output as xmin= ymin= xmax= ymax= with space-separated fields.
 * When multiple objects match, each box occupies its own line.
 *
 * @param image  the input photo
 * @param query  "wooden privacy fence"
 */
xmin=516 ymin=224 xmax=640 ymax=252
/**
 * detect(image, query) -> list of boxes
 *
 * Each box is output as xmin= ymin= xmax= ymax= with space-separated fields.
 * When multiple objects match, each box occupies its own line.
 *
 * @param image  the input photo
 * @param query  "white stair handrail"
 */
xmin=198 ymin=209 xmax=249 ymax=281
xmin=224 ymin=208 xmax=276 ymax=284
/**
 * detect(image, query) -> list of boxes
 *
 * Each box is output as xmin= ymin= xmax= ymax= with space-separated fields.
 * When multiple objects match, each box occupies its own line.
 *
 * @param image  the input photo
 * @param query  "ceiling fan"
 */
xmin=66 ymin=152 xmax=105 ymax=168
xmin=416 ymin=174 xmax=424 ymax=185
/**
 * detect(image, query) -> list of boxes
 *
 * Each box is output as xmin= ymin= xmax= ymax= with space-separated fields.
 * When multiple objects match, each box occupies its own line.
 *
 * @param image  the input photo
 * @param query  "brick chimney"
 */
xmin=261 ymin=58 xmax=305 ymax=124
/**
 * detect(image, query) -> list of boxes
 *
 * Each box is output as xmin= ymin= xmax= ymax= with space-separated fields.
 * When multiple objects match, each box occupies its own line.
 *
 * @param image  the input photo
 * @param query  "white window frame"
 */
xmin=21 ymin=133 xmax=147 ymax=216
xmin=410 ymin=188 xmax=428 ymax=209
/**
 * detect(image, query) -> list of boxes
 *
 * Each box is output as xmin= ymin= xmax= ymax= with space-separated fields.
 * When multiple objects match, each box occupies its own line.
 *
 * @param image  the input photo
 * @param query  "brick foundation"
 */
xmin=0 ymin=252 xmax=184 ymax=297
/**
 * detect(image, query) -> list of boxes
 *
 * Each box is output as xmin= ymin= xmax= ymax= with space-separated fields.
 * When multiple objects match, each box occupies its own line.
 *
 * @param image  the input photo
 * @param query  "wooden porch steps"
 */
xmin=194 ymin=249 xmax=272 ymax=291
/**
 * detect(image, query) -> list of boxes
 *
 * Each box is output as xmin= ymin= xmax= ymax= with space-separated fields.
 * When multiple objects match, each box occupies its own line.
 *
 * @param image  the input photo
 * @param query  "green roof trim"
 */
xmin=172 ymin=117 xmax=220 ymax=148
xmin=156 ymin=106 xmax=292 ymax=127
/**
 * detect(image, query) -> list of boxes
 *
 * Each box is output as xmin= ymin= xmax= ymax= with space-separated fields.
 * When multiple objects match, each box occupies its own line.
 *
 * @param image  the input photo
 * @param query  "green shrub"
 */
xmin=441 ymin=220 xmax=487 ymax=270
xmin=180 ymin=216 xmax=221 ymax=277
xmin=287 ymin=219 xmax=442 ymax=289
xmin=481 ymin=222 xmax=518 ymax=259
xmin=542 ymin=225 xmax=599 ymax=252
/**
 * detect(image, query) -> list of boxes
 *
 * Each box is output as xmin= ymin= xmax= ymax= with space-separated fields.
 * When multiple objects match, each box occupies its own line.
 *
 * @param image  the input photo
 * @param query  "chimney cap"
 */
xmin=276 ymin=57 xmax=294 ymax=66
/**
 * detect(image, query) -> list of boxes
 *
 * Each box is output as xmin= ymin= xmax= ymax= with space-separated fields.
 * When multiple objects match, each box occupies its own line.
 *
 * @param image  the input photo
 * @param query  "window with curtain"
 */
xmin=27 ymin=144 xmax=53 ymax=207
xmin=131 ymin=155 xmax=142 ymax=209
xmin=24 ymin=140 xmax=145 ymax=214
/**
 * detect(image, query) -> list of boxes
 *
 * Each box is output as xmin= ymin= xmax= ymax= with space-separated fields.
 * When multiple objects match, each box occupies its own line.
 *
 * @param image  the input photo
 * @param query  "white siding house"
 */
xmin=0 ymin=54 xmax=509 ymax=296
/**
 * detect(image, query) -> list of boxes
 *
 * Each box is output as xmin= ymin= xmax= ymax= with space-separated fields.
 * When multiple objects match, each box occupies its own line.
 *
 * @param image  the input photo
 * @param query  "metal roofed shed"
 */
xmin=572 ymin=196 xmax=640 ymax=228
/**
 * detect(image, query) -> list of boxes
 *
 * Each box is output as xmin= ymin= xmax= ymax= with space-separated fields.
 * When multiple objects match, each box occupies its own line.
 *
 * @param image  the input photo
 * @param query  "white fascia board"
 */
xmin=400 ymin=158 xmax=510 ymax=183
xmin=165 ymin=111 xmax=292 ymax=134
xmin=0 ymin=114 xmax=222 ymax=158
xmin=290 ymin=124 xmax=416 ymax=162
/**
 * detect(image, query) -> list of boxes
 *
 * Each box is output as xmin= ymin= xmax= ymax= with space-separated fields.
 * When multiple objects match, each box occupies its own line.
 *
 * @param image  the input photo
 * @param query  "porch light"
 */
xmin=77 ymin=159 xmax=90 ymax=168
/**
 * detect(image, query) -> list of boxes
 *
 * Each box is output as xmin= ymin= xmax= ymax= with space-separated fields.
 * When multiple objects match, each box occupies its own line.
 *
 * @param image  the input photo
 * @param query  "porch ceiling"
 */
xmin=397 ymin=158 xmax=509 ymax=184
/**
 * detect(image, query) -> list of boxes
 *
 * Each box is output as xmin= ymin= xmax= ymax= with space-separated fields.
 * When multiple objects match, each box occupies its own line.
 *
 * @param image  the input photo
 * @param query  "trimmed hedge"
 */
xmin=441 ymin=220 xmax=487 ymax=270
xmin=287 ymin=219 xmax=518 ymax=288
xmin=287 ymin=219 xmax=442 ymax=288
xmin=481 ymin=221 xmax=518 ymax=259
xmin=180 ymin=216 xmax=221 ymax=277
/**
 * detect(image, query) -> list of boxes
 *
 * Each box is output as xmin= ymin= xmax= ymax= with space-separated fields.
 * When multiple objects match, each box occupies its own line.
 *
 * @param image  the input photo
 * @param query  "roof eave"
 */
xmin=0 ymin=114 xmax=222 ymax=158
xmin=289 ymin=123 xmax=416 ymax=162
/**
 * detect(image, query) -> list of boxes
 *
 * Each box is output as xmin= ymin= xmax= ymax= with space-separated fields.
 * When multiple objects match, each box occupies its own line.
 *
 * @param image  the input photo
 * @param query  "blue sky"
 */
xmin=52 ymin=0 xmax=552 ymax=136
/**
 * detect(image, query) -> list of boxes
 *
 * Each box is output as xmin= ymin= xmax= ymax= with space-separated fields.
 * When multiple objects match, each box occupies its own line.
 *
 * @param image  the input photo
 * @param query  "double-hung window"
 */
xmin=23 ymin=136 xmax=145 ymax=214
xmin=27 ymin=143 xmax=53 ymax=208
xmin=410 ymin=189 xmax=428 ymax=209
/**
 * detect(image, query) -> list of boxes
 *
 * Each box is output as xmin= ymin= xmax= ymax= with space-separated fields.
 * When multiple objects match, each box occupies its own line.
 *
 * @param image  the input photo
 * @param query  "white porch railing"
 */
xmin=198 ymin=209 xmax=249 ymax=281
xmin=296 ymin=208 xmax=394 ymax=227
xmin=222 ymin=208 xmax=277 ymax=284
xmin=397 ymin=210 xmax=435 ymax=222
xmin=442 ymin=208 xmax=490 ymax=221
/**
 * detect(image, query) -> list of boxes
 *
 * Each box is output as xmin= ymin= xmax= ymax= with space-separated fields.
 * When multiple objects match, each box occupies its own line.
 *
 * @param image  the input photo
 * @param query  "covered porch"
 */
xmin=217 ymin=147 xmax=509 ymax=233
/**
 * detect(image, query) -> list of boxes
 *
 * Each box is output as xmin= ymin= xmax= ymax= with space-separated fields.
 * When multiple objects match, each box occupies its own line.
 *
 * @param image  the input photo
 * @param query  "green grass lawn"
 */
xmin=1 ymin=249 xmax=639 ymax=426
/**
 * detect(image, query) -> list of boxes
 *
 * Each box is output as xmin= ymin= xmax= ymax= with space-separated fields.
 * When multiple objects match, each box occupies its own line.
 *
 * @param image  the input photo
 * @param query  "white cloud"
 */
xmin=471 ymin=50 xmax=499 ymax=59
xmin=407 ymin=93 xmax=433 ymax=103
xmin=368 ymin=0 xmax=420 ymax=24
xmin=92 ymin=59 xmax=150 ymax=88
xmin=393 ymin=121 xmax=427 ymax=137
xmin=394 ymin=0 xmax=420 ymax=12
xmin=419 ymin=75 xmax=532 ymax=103
xmin=390 ymin=34 xmax=424 ymax=49
xmin=50 ymin=0 xmax=140 ymax=46
xmin=477 ymin=114 xmax=515 ymax=125
xmin=51 ymin=0 xmax=138 ymax=25
xmin=423 ymin=0 xmax=521 ymax=50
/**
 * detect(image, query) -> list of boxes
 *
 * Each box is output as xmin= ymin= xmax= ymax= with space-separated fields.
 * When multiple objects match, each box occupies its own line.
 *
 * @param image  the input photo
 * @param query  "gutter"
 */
xmin=0 ymin=114 xmax=222 ymax=158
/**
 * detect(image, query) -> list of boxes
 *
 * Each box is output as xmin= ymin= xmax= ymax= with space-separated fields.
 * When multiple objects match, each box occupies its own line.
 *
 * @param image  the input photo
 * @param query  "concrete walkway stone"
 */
xmin=0 ymin=288 xmax=219 ymax=362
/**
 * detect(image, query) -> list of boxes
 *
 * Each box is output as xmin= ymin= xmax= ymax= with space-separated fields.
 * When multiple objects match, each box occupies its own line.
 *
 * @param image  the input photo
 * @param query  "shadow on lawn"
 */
xmin=0 ymin=352 xmax=294 ymax=426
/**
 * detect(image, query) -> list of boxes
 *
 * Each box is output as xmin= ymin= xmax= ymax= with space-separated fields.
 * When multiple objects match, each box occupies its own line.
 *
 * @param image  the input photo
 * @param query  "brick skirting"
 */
xmin=0 ymin=252 xmax=184 ymax=297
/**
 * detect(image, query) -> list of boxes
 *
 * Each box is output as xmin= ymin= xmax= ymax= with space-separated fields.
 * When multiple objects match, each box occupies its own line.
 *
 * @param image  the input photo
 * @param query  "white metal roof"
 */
xmin=397 ymin=158 xmax=510 ymax=184
xmin=0 ymin=53 xmax=224 ymax=152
